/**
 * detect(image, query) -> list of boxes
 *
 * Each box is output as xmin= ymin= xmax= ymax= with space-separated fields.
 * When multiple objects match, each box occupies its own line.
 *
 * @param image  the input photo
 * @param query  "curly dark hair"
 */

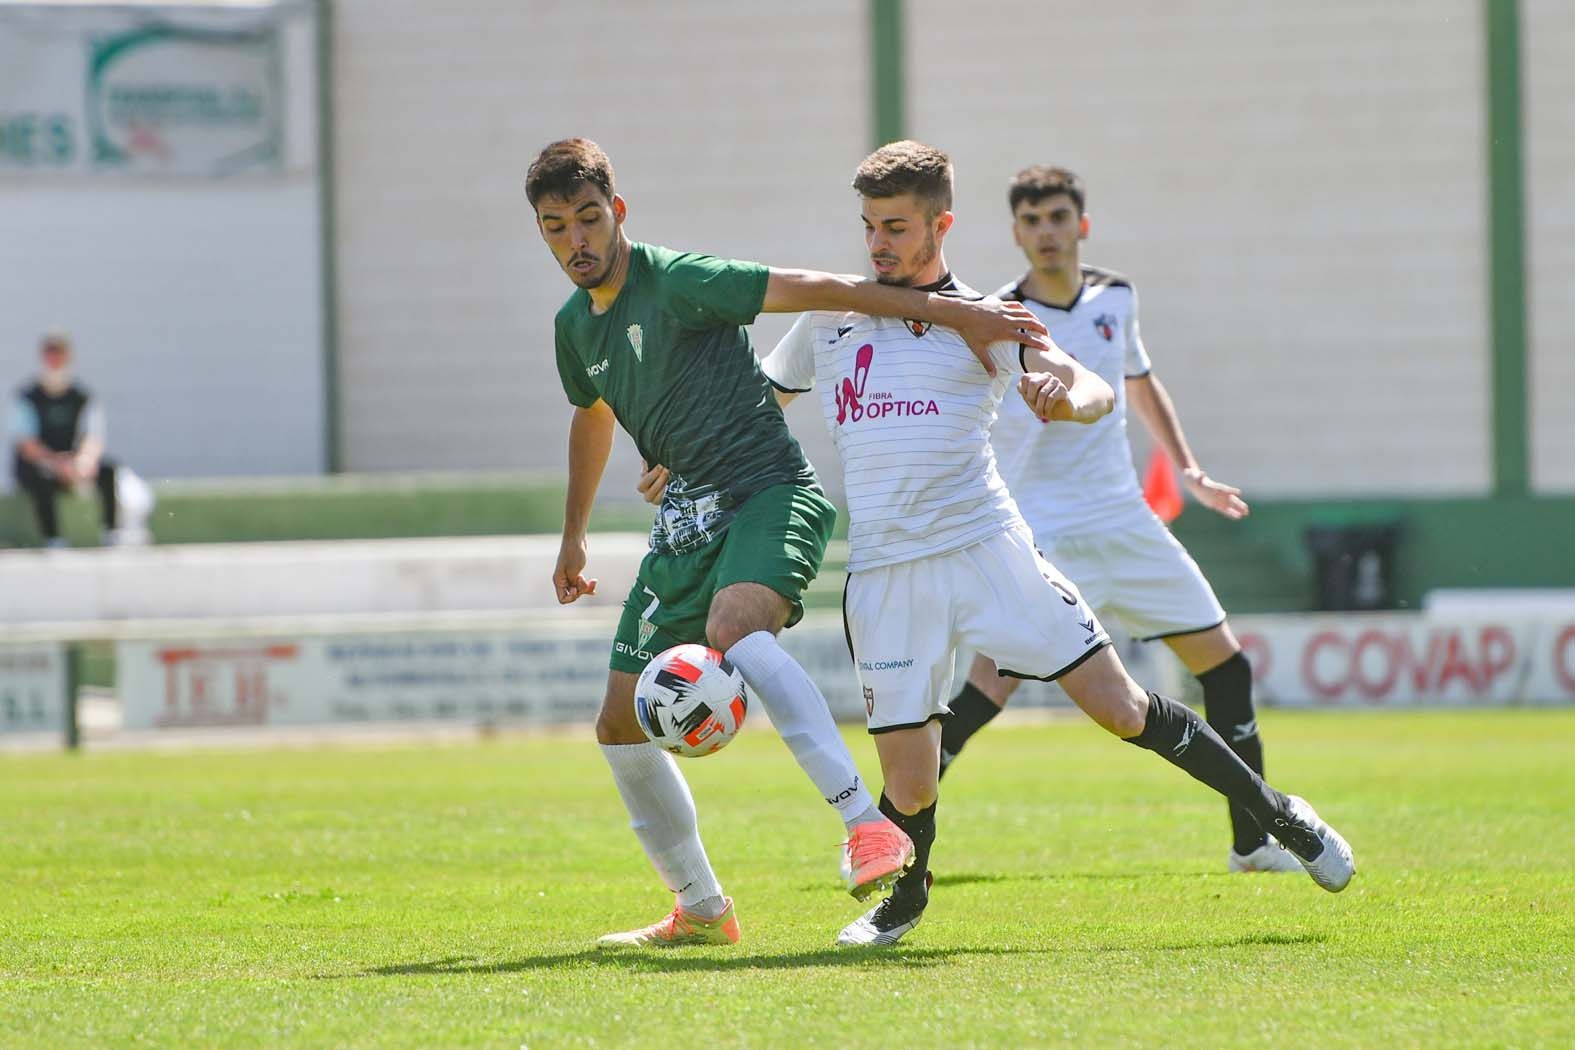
xmin=853 ymin=140 xmax=953 ymax=219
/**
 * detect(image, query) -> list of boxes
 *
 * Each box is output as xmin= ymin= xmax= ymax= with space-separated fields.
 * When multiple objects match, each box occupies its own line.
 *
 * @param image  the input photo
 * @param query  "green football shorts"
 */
xmin=608 ymin=482 xmax=836 ymax=674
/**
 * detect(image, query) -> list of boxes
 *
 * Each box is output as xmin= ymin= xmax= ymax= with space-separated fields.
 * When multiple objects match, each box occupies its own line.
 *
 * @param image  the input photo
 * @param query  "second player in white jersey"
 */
xmin=940 ymin=164 xmax=1306 ymax=877
xmin=990 ymin=268 xmax=1225 ymax=641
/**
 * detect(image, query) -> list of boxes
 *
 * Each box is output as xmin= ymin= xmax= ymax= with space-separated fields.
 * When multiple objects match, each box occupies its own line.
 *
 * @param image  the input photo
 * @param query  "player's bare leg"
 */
xmin=1056 ymin=647 xmax=1354 ymax=891
xmin=595 ymin=670 xmax=738 ymax=946
xmin=706 ymin=582 xmax=912 ymax=896
xmin=937 ymin=653 xmax=1019 ymax=776
xmin=1165 ymin=622 xmax=1298 ymax=871
xmin=838 ymin=722 xmax=938 ymax=946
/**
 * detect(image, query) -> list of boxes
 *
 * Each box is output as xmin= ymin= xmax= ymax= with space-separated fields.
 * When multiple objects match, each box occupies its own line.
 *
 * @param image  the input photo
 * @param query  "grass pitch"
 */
xmin=3 ymin=709 xmax=1573 ymax=1048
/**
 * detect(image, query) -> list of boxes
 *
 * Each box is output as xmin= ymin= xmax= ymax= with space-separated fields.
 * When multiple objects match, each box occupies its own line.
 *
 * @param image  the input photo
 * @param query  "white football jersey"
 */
xmin=760 ymin=276 xmax=1026 ymax=572
xmin=991 ymin=266 xmax=1154 ymax=538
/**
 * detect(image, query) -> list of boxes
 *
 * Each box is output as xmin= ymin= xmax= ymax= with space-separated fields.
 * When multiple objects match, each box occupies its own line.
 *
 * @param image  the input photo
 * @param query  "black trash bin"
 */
xmin=1303 ymin=524 xmax=1401 ymax=611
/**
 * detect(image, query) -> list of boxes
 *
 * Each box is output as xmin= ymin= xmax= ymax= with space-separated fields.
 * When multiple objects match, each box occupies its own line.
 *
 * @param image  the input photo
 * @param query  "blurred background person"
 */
xmin=7 ymin=330 xmax=148 ymax=548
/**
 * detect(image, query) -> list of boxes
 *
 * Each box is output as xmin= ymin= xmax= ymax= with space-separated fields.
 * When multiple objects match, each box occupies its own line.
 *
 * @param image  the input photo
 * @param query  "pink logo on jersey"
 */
xmin=834 ymin=342 xmax=941 ymax=425
xmin=836 ymin=344 xmax=875 ymax=423
xmin=1093 ymin=313 xmax=1117 ymax=341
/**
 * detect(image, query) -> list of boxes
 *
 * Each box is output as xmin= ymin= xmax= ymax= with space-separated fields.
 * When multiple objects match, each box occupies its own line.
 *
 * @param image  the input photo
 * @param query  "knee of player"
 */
xmin=595 ymin=684 xmax=646 ymax=745
xmin=704 ymin=615 xmax=753 ymax=654
xmin=883 ymin=777 xmax=938 ymax=815
xmin=594 ymin=709 xmax=635 ymax=745
xmin=1109 ymin=694 xmax=1148 ymax=738
xmin=1069 ymin=677 xmax=1148 ymax=738
xmin=593 ymin=712 xmax=620 ymax=745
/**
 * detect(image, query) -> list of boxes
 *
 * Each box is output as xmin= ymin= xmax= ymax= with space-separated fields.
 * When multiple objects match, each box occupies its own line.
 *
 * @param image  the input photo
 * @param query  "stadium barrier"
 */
xmin=10 ymin=606 xmax=1575 ymax=751
xmin=4 ymin=529 xmax=1572 ymax=749
xmin=1237 ymin=611 xmax=1575 ymax=707
xmin=0 ymin=535 xmax=650 ymax=625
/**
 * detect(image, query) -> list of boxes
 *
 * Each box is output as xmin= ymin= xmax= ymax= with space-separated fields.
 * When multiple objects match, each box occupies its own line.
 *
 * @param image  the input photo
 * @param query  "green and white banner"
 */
xmin=0 ymin=2 xmax=300 ymax=177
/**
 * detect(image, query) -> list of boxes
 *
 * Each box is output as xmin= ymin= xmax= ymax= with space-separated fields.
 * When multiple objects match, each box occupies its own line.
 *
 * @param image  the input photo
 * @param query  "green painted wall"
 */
xmin=0 ymin=476 xmax=655 ymax=549
xmin=1173 ymin=494 xmax=1575 ymax=613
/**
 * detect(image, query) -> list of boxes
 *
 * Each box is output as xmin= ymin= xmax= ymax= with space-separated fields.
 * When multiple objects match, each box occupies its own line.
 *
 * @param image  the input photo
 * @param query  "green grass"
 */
xmin=3 ymin=710 xmax=1573 ymax=1048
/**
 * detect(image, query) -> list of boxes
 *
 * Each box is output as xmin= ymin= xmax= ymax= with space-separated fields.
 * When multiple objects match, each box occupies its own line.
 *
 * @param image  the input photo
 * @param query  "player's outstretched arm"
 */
xmin=1020 ymin=345 xmax=1114 ymax=424
xmin=759 ymin=268 xmax=1052 ymax=375
xmin=556 ymin=400 xmax=616 ymax=603
xmin=1127 ymin=372 xmax=1248 ymax=519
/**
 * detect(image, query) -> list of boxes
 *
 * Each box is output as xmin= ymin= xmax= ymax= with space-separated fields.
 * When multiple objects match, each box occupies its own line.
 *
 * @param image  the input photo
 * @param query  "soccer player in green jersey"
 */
xmin=527 ymin=138 xmax=1049 ymax=946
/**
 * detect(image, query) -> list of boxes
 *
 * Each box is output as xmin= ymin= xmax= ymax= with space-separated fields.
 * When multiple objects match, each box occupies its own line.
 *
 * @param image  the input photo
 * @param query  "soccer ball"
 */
xmin=634 ymin=644 xmax=749 ymax=757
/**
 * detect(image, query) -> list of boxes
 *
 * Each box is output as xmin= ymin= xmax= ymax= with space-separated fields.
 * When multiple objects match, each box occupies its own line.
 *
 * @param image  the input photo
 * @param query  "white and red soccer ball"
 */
xmin=634 ymin=644 xmax=749 ymax=757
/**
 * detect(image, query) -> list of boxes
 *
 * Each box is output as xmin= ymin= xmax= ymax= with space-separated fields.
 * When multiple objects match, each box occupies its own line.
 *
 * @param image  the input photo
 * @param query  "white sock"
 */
xmin=599 ymin=742 xmax=724 ymax=911
xmin=725 ymin=630 xmax=878 ymax=830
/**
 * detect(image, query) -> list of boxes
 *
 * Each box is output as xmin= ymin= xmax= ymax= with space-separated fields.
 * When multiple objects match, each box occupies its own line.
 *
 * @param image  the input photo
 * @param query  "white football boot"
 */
xmin=836 ymin=872 xmax=931 ymax=947
xmin=1277 ymin=795 xmax=1356 ymax=892
xmin=1228 ymin=837 xmax=1306 ymax=874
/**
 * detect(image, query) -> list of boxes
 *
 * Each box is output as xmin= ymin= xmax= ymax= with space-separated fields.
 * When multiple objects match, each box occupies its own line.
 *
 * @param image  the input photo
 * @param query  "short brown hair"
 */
xmin=1008 ymin=166 xmax=1085 ymax=215
xmin=525 ymin=138 xmax=616 ymax=209
xmin=853 ymin=140 xmax=953 ymax=218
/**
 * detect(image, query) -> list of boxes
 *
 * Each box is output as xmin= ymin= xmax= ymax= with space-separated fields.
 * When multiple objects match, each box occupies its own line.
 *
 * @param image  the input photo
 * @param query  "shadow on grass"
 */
xmin=1138 ymin=930 xmax=1330 ymax=952
xmin=350 ymin=931 xmax=1328 ymax=981
xmin=356 ymin=944 xmax=1033 ymax=977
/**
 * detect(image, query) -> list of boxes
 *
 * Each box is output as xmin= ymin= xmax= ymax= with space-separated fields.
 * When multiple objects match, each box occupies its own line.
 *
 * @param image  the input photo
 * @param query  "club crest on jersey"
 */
xmin=834 ymin=343 xmax=941 ymax=425
xmin=905 ymin=319 xmax=932 ymax=337
xmin=626 ymin=323 xmax=644 ymax=361
xmin=1093 ymin=313 xmax=1117 ymax=341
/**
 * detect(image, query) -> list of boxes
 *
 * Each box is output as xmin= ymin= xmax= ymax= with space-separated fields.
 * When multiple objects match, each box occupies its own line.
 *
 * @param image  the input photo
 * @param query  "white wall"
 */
xmin=0 ymin=2 xmax=326 ymax=482
xmin=331 ymin=0 xmax=868 ymax=493
xmin=907 ymin=0 xmax=1491 ymax=497
xmin=1524 ymin=0 xmax=1575 ymax=493
xmin=0 ymin=179 xmax=326 ymax=479
xmin=331 ymin=1 xmax=1569 ymax=500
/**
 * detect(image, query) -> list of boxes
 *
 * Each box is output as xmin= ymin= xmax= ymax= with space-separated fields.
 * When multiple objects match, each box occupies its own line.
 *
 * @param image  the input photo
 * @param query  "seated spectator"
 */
xmin=8 ymin=331 xmax=135 ymax=548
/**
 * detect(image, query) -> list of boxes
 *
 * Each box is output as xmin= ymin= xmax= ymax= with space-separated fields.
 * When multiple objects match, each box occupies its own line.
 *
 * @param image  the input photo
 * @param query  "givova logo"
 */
xmin=834 ymin=343 xmax=940 ymax=424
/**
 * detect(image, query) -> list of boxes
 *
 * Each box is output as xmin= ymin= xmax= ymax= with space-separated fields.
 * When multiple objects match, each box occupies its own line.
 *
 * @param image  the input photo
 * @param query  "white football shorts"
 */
xmin=842 ymin=525 xmax=1112 ymax=733
xmin=1032 ymin=509 xmax=1227 ymax=642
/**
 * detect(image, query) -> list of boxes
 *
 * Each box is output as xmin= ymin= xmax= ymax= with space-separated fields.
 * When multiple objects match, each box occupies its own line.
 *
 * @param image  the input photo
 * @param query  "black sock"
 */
xmin=1198 ymin=652 xmax=1268 ymax=855
xmin=879 ymin=792 xmax=936 ymax=908
xmin=938 ymin=683 xmax=1001 ymax=779
xmin=1125 ymin=692 xmax=1318 ymax=857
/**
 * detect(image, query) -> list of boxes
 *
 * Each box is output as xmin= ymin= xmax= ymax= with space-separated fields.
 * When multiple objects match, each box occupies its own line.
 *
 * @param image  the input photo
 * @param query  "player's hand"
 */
xmin=1019 ymin=372 xmax=1071 ymax=422
xmin=1183 ymin=468 xmax=1250 ymax=519
xmin=636 ymin=459 xmax=669 ymax=506
xmin=947 ymin=298 xmax=1052 ymax=376
xmin=553 ymin=536 xmax=598 ymax=604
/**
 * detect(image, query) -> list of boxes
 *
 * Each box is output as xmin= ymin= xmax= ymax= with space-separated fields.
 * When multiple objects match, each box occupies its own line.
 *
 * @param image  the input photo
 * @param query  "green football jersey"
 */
xmin=554 ymin=241 xmax=816 ymax=555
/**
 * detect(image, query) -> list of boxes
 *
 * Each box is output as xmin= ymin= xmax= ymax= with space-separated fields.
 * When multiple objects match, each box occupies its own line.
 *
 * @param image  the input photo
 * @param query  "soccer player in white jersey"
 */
xmin=756 ymin=142 xmax=1353 ymax=946
xmin=937 ymin=166 xmax=1301 ymax=874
